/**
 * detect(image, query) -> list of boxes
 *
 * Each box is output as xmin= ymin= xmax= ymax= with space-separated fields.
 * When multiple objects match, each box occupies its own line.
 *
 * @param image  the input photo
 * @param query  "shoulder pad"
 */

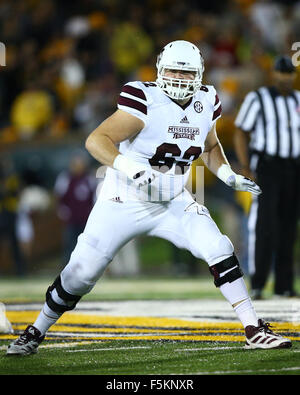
xmin=199 ymin=85 xmax=218 ymax=104
xmin=199 ymin=85 xmax=222 ymax=122
xmin=117 ymin=81 xmax=150 ymax=124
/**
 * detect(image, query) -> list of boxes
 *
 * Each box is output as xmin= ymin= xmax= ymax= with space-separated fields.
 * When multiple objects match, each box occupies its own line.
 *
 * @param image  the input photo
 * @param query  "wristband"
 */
xmin=216 ymin=164 xmax=236 ymax=185
xmin=113 ymin=154 xmax=144 ymax=180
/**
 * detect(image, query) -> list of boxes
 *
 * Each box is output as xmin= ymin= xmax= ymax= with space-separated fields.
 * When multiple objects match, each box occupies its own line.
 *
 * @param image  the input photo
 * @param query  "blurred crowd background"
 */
xmin=0 ymin=0 xmax=299 ymax=278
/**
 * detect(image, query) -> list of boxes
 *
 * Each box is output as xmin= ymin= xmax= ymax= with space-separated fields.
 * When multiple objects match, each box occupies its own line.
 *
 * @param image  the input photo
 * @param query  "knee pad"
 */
xmin=213 ymin=235 xmax=234 ymax=260
xmin=46 ymin=275 xmax=81 ymax=313
xmin=202 ymin=235 xmax=234 ymax=265
xmin=61 ymin=233 xmax=112 ymax=296
xmin=209 ymin=254 xmax=244 ymax=288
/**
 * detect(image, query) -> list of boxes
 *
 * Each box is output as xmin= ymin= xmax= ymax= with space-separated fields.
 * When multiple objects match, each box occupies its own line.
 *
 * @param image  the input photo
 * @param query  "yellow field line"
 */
xmin=6 ymin=310 xmax=300 ymax=329
xmin=2 ymin=310 xmax=298 ymax=343
xmin=10 ymin=324 xmax=245 ymax=334
xmin=5 ymin=311 xmax=300 ymax=331
xmin=6 ymin=311 xmax=243 ymax=328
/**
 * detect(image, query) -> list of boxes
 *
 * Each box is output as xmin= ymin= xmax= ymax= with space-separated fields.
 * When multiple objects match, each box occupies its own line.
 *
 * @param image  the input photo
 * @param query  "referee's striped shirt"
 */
xmin=234 ymin=86 xmax=300 ymax=158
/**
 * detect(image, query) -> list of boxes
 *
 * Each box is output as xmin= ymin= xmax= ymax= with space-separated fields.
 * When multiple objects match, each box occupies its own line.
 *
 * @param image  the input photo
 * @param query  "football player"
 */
xmin=7 ymin=41 xmax=291 ymax=355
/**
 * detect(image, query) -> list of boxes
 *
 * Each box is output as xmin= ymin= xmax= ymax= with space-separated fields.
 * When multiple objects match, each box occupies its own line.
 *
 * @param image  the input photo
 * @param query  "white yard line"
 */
xmin=192 ymin=366 xmax=300 ymax=375
xmin=63 ymin=345 xmax=240 ymax=353
xmin=174 ymin=346 xmax=239 ymax=352
xmin=0 ymin=342 xmax=152 ymax=352
xmin=64 ymin=346 xmax=152 ymax=352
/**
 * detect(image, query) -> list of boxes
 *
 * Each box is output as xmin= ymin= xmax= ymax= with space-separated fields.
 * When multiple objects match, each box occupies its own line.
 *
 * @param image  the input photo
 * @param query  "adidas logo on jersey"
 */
xmin=180 ymin=116 xmax=189 ymax=124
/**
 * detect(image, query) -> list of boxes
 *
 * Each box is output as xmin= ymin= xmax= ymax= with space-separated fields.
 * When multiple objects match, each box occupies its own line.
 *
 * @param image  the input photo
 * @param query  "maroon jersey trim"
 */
xmin=212 ymin=104 xmax=222 ymax=120
xmin=118 ymin=96 xmax=147 ymax=115
xmin=122 ymin=85 xmax=147 ymax=101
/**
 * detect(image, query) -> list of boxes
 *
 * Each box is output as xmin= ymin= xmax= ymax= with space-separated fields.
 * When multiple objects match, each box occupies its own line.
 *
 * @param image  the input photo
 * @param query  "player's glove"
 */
xmin=113 ymin=154 xmax=156 ymax=187
xmin=217 ymin=164 xmax=262 ymax=196
xmin=132 ymin=170 xmax=156 ymax=187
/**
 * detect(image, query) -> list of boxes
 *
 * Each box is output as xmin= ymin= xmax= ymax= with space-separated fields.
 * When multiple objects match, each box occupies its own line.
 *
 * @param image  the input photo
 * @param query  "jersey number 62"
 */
xmin=149 ymin=143 xmax=202 ymax=174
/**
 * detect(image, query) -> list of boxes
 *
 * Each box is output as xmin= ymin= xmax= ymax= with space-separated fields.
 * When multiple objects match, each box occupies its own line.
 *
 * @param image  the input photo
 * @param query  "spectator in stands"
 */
xmin=109 ymin=20 xmax=154 ymax=80
xmin=0 ymin=157 xmax=26 ymax=276
xmin=10 ymin=78 xmax=55 ymax=140
xmin=54 ymin=150 xmax=96 ymax=266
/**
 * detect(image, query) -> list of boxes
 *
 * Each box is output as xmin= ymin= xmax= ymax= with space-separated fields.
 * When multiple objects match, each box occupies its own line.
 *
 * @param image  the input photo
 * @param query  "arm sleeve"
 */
xmin=117 ymin=82 xmax=148 ymax=126
xmin=234 ymin=91 xmax=260 ymax=132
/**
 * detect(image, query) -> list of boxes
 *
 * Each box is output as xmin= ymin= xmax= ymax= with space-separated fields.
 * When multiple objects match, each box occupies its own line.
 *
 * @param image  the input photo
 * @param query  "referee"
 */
xmin=234 ymin=55 xmax=300 ymax=299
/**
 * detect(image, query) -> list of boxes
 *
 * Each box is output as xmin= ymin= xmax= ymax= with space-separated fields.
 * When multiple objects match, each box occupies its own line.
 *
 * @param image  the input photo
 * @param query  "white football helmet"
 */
xmin=156 ymin=40 xmax=204 ymax=100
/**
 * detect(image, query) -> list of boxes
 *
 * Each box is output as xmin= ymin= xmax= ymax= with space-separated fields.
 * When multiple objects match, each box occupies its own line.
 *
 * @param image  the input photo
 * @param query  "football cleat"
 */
xmin=244 ymin=319 xmax=292 ymax=350
xmin=6 ymin=325 xmax=45 ymax=356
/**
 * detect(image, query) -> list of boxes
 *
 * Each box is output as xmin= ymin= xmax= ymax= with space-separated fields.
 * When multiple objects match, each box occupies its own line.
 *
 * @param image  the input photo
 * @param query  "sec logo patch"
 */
xmin=194 ymin=101 xmax=203 ymax=113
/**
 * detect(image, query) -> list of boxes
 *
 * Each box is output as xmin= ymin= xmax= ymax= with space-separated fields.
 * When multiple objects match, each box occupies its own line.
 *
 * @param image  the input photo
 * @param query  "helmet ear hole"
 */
xmin=156 ymin=40 xmax=204 ymax=100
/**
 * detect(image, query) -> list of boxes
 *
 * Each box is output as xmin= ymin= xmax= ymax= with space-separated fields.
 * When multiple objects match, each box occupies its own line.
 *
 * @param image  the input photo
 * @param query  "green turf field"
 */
xmin=0 ymin=276 xmax=299 ymax=376
xmin=1 ymin=340 xmax=300 ymax=375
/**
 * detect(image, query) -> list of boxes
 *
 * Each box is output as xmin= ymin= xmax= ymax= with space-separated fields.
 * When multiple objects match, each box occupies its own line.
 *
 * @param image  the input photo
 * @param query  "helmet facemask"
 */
xmin=156 ymin=41 xmax=204 ymax=100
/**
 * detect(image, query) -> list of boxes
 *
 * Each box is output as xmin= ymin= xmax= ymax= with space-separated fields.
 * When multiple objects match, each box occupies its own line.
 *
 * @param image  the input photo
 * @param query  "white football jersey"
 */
xmin=99 ymin=81 xmax=221 ymax=202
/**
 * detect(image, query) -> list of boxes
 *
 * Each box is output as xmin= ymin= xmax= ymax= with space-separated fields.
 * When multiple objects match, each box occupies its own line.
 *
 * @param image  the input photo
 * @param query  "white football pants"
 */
xmin=60 ymin=190 xmax=234 ymax=296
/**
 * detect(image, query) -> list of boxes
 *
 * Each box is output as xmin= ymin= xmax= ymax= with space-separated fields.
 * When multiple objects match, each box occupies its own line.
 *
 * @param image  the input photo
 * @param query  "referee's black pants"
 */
xmin=248 ymin=155 xmax=299 ymax=295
